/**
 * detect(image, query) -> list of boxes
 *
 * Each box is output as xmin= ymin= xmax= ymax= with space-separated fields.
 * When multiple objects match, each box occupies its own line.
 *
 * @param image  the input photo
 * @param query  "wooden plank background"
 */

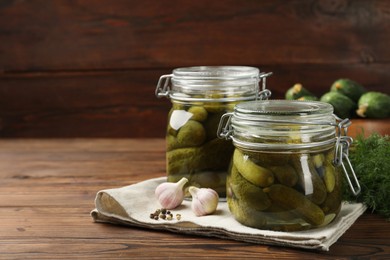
xmin=0 ymin=0 xmax=389 ymax=137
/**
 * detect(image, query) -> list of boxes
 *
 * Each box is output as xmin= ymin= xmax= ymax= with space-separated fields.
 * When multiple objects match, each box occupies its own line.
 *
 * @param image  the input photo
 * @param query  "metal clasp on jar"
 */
xmin=155 ymin=74 xmax=173 ymax=98
xmin=257 ymin=72 xmax=273 ymax=100
xmin=333 ymin=117 xmax=361 ymax=196
xmin=217 ymin=112 xmax=234 ymax=140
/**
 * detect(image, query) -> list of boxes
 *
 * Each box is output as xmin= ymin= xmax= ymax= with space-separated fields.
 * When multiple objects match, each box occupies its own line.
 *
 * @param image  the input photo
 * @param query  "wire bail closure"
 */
xmin=155 ymin=74 xmax=173 ymax=98
xmin=257 ymin=72 xmax=273 ymax=100
xmin=217 ymin=112 xmax=234 ymax=140
xmin=155 ymin=71 xmax=273 ymax=99
xmin=217 ymin=112 xmax=361 ymax=196
xmin=333 ymin=116 xmax=361 ymax=195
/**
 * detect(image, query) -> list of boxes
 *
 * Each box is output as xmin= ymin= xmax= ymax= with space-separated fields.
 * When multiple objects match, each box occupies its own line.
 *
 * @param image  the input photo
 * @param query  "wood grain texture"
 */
xmin=0 ymin=138 xmax=389 ymax=259
xmin=1 ymin=0 xmax=390 ymax=70
xmin=0 ymin=70 xmax=171 ymax=137
xmin=0 ymin=0 xmax=389 ymax=137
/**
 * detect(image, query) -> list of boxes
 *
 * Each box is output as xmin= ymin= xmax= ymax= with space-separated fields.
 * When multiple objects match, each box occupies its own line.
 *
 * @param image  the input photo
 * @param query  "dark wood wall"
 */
xmin=0 ymin=0 xmax=389 ymax=137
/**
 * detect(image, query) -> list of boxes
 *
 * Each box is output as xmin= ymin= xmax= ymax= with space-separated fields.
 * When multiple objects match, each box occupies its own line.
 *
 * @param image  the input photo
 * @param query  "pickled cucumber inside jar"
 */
xmin=227 ymin=148 xmax=342 ymax=231
xmin=157 ymin=66 xmax=272 ymax=199
xmin=166 ymin=101 xmax=237 ymax=197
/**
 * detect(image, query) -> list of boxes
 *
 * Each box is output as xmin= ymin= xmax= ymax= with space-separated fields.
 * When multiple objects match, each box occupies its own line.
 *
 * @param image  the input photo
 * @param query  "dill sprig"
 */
xmin=343 ymin=133 xmax=390 ymax=220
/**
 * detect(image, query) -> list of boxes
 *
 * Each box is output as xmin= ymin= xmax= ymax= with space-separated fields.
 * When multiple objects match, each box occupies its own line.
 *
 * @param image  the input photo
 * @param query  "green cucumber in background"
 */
xmin=297 ymin=95 xmax=318 ymax=101
xmin=284 ymin=78 xmax=389 ymax=119
xmin=330 ymin=78 xmax=367 ymax=102
xmin=320 ymin=91 xmax=356 ymax=119
xmin=356 ymin=91 xmax=390 ymax=118
xmin=285 ymin=83 xmax=316 ymax=100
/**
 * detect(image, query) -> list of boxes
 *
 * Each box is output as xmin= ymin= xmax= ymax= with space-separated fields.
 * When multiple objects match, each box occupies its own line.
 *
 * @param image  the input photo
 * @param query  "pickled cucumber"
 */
xmin=318 ymin=213 xmax=337 ymax=228
xmin=167 ymin=122 xmax=178 ymax=137
xmin=167 ymin=147 xmax=199 ymax=176
xmin=203 ymin=94 xmax=227 ymax=113
xmin=203 ymin=111 xmax=225 ymax=140
xmin=291 ymin=154 xmax=327 ymax=205
xmin=255 ymin=201 xmax=311 ymax=231
xmin=321 ymin=171 xmax=342 ymax=215
xmin=268 ymin=223 xmax=311 ymax=232
xmin=227 ymin=195 xmax=267 ymax=229
xmin=246 ymin=151 xmax=290 ymax=167
xmin=168 ymin=138 xmax=232 ymax=175
xmin=312 ymin=153 xmax=325 ymax=177
xmin=176 ymin=120 xmax=206 ymax=147
xmin=200 ymin=138 xmax=234 ymax=170
xmin=269 ymin=165 xmax=298 ymax=187
xmin=312 ymin=154 xmax=325 ymax=169
xmin=321 ymin=189 xmax=342 ymax=216
xmin=323 ymin=163 xmax=336 ymax=193
xmin=325 ymin=148 xmax=336 ymax=166
xmin=166 ymin=96 xmax=243 ymax=198
xmin=264 ymin=184 xmax=325 ymax=226
xmin=166 ymin=135 xmax=177 ymax=151
xmin=233 ymin=149 xmax=274 ymax=187
xmin=263 ymin=204 xmax=300 ymax=222
xmin=167 ymin=119 xmax=206 ymax=151
xmin=230 ymin=165 xmax=271 ymax=211
xmin=188 ymin=106 xmax=208 ymax=122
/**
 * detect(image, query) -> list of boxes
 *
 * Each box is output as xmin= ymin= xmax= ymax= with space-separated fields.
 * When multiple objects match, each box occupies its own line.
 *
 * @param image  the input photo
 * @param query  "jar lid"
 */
xmin=172 ymin=66 xmax=260 ymax=81
xmin=234 ymin=100 xmax=334 ymax=118
xmin=218 ymin=100 xmax=337 ymax=151
xmin=155 ymin=66 xmax=272 ymax=102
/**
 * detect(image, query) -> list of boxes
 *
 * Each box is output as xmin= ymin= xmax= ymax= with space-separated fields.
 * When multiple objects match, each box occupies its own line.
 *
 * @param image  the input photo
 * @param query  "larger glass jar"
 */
xmin=155 ymin=66 xmax=272 ymax=197
xmin=218 ymin=100 xmax=360 ymax=231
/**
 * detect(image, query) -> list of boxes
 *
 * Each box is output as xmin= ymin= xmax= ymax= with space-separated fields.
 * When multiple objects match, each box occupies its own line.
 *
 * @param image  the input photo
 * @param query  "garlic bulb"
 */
xmin=188 ymin=186 xmax=219 ymax=216
xmin=155 ymin=177 xmax=188 ymax=209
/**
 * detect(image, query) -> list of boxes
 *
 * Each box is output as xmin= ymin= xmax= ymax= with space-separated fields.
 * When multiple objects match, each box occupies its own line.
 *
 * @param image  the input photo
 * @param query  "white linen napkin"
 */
xmin=91 ymin=177 xmax=366 ymax=251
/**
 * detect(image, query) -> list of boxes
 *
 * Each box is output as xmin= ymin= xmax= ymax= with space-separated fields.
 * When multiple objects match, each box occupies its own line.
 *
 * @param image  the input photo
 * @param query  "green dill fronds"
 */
xmin=343 ymin=133 xmax=390 ymax=220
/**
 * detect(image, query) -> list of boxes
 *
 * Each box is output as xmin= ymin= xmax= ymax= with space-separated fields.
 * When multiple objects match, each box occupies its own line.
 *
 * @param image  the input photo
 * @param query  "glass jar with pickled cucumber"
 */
xmin=218 ymin=100 xmax=360 ymax=231
xmin=155 ymin=66 xmax=272 ymax=197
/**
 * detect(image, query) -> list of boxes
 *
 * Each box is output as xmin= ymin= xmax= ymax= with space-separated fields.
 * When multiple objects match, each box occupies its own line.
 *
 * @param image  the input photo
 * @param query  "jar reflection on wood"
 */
xmin=156 ymin=66 xmax=272 ymax=197
xmin=218 ymin=100 xmax=360 ymax=231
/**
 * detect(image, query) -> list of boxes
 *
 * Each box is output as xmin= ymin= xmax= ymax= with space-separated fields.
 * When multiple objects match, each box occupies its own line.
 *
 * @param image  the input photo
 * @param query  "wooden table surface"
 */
xmin=0 ymin=138 xmax=389 ymax=259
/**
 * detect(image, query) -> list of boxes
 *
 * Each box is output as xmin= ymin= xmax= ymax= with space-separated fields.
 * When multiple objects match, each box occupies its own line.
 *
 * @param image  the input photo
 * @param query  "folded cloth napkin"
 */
xmin=91 ymin=177 xmax=366 ymax=251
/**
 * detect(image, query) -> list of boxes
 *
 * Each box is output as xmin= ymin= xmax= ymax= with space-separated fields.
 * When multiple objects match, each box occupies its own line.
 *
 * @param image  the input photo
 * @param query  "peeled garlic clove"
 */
xmin=155 ymin=177 xmax=188 ymax=209
xmin=188 ymin=186 xmax=219 ymax=216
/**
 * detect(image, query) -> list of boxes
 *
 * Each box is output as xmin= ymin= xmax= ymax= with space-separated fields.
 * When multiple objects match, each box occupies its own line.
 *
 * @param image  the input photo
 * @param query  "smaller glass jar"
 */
xmin=155 ymin=66 xmax=272 ymax=197
xmin=218 ymin=100 xmax=360 ymax=231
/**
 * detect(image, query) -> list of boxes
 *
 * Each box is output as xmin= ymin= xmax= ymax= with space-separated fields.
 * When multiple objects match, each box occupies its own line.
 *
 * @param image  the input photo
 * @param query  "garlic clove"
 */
xmin=155 ymin=177 xmax=188 ymax=209
xmin=188 ymin=186 xmax=219 ymax=216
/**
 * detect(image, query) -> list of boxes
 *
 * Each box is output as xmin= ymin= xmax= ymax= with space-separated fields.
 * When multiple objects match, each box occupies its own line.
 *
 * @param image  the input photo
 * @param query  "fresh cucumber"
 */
xmin=330 ymin=78 xmax=367 ymax=102
xmin=356 ymin=91 xmax=390 ymax=118
xmin=320 ymin=92 xmax=356 ymax=118
xmin=285 ymin=83 xmax=316 ymax=100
